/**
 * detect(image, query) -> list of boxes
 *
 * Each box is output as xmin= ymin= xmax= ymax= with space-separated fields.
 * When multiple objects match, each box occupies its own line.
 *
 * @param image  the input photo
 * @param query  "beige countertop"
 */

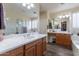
xmin=48 ymin=31 xmax=71 ymax=34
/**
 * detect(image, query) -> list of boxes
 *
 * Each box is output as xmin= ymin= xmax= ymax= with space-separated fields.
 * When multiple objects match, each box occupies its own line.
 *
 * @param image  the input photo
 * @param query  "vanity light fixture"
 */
xmin=62 ymin=16 xmax=65 ymax=18
xmin=58 ymin=15 xmax=70 ymax=19
xmin=58 ymin=16 xmax=62 ymax=19
xmin=65 ymin=15 xmax=70 ymax=18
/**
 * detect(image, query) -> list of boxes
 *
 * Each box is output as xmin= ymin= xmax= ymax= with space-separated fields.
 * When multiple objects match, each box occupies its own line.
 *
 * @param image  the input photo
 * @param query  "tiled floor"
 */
xmin=46 ymin=43 xmax=73 ymax=56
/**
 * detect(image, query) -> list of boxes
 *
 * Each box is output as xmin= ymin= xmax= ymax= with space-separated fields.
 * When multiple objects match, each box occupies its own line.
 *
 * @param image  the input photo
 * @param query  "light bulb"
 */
xmin=22 ymin=3 xmax=26 ymax=7
xmin=27 ymin=5 xmax=31 ymax=9
xmin=58 ymin=16 xmax=62 ymax=19
xmin=62 ymin=16 xmax=65 ymax=18
xmin=65 ymin=15 xmax=70 ymax=18
xmin=6 ymin=18 xmax=9 ymax=21
xmin=30 ymin=3 xmax=34 ymax=8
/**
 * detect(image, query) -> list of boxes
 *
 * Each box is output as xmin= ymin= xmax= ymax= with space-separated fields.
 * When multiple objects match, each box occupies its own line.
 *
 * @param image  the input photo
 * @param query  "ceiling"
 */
xmin=40 ymin=3 xmax=79 ymax=13
xmin=4 ymin=3 xmax=79 ymax=18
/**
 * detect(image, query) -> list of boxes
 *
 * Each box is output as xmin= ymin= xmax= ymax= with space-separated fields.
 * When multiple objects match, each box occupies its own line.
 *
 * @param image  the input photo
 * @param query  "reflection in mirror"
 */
xmin=4 ymin=18 xmax=38 ymax=35
xmin=48 ymin=14 xmax=71 ymax=32
xmin=3 ymin=3 xmax=39 ymax=35
xmin=4 ymin=18 xmax=23 ymax=35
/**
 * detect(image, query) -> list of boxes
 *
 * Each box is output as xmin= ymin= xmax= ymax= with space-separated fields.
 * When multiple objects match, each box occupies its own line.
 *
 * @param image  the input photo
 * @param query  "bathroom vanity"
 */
xmin=48 ymin=31 xmax=72 ymax=49
xmin=0 ymin=33 xmax=47 ymax=56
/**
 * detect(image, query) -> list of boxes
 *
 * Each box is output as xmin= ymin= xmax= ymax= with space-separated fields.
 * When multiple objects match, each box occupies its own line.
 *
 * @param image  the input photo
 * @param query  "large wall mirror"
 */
xmin=48 ymin=14 xmax=71 ymax=32
xmin=3 ymin=3 xmax=39 ymax=35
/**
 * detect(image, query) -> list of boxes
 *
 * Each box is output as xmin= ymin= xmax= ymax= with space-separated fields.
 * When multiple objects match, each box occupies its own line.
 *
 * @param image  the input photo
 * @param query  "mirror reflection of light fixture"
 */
xmin=27 ymin=5 xmax=31 ymax=9
xmin=6 ymin=17 xmax=9 ymax=21
xmin=18 ymin=21 xmax=22 ymax=25
xmin=65 ymin=15 xmax=70 ymax=18
xmin=22 ymin=3 xmax=34 ymax=9
xmin=22 ymin=3 xmax=26 ymax=7
xmin=62 ymin=16 xmax=65 ymax=18
xmin=30 ymin=3 xmax=34 ymax=8
xmin=58 ymin=16 xmax=62 ymax=19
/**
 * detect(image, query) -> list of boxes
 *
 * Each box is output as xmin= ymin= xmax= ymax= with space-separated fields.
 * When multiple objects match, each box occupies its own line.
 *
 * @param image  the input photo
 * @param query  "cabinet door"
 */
xmin=63 ymin=34 xmax=72 ymax=49
xmin=36 ymin=39 xmax=43 ymax=56
xmin=25 ymin=42 xmax=36 ymax=56
xmin=25 ymin=46 xmax=36 ymax=56
xmin=56 ymin=33 xmax=64 ymax=45
xmin=56 ymin=33 xmax=72 ymax=49
xmin=42 ymin=38 xmax=46 ymax=55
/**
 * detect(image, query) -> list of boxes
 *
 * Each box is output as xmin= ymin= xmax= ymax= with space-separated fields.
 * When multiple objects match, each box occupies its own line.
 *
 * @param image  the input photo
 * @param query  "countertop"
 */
xmin=48 ymin=31 xmax=71 ymax=34
xmin=47 ymin=29 xmax=71 ymax=34
xmin=0 ymin=33 xmax=47 ymax=54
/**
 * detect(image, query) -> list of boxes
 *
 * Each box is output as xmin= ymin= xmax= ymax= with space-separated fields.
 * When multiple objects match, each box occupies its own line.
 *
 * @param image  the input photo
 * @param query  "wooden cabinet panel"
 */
xmin=42 ymin=38 xmax=47 ymax=55
xmin=56 ymin=33 xmax=64 ymax=45
xmin=25 ymin=46 xmax=36 ymax=56
xmin=25 ymin=38 xmax=47 ymax=56
xmin=36 ymin=39 xmax=43 ymax=56
xmin=25 ymin=42 xmax=35 ymax=49
xmin=56 ymin=33 xmax=72 ymax=49
xmin=25 ymin=42 xmax=36 ymax=56
xmin=0 ymin=46 xmax=24 ymax=56
xmin=16 ymin=53 xmax=24 ymax=56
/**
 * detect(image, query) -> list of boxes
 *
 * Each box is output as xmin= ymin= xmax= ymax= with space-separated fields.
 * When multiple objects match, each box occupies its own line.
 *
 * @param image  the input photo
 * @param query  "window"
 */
xmin=26 ymin=20 xmax=31 ymax=31
xmin=72 ymin=12 xmax=79 ymax=28
xmin=31 ymin=20 xmax=38 ymax=29
xmin=26 ymin=19 xmax=38 ymax=32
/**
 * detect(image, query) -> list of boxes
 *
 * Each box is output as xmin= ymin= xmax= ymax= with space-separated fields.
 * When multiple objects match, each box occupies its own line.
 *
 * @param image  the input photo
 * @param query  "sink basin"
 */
xmin=25 ymin=36 xmax=35 ymax=39
xmin=23 ymin=34 xmax=35 ymax=39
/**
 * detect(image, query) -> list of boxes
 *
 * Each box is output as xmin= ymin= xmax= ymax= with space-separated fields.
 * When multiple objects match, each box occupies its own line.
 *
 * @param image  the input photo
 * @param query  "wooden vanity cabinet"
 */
xmin=0 ymin=46 xmax=24 ymax=56
xmin=0 ymin=37 xmax=47 ymax=56
xmin=25 ymin=37 xmax=47 ymax=56
xmin=56 ymin=33 xmax=72 ymax=49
